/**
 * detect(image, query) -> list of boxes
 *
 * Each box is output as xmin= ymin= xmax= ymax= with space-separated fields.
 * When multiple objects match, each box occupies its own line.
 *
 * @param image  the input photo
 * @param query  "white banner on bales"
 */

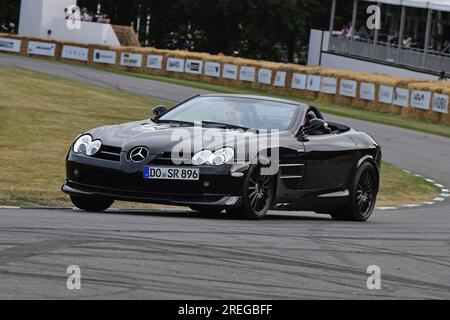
xmin=411 ymin=90 xmax=431 ymax=110
xmin=306 ymin=75 xmax=321 ymax=92
xmin=291 ymin=73 xmax=307 ymax=90
xmin=379 ymin=85 xmax=394 ymax=104
xmin=273 ymin=71 xmax=286 ymax=87
xmin=121 ymin=52 xmax=142 ymax=67
xmin=360 ymin=82 xmax=375 ymax=101
xmin=340 ymin=79 xmax=357 ymax=97
xmin=320 ymin=77 xmax=337 ymax=94
xmin=223 ymin=64 xmax=238 ymax=79
xmin=27 ymin=41 xmax=56 ymax=57
xmin=204 ymin=62 xmax=221 ymax=77
xmin=240 ymin=66 xmax=256 ymax=82
xmin=0 ymin=38 xmax=21 ymax=53
xmin=185 ymin=59 xmax=203 ymax=74
xmin=166 ymin=57 xmax=185 ymax=72
xmin=393 ymin=88 xmax=409 ymax=107
xmin=432 ymin=93 xmax=449 ymax=114
xmin=258 ymin=69 xmax=272 ymax=84
xmin=94 ymin=49 xmax=116 ymax=64
xmin=62 ymin=45 xmax=88 ymax=61
xmin=147 ymin=55 xmax=163 ymax=69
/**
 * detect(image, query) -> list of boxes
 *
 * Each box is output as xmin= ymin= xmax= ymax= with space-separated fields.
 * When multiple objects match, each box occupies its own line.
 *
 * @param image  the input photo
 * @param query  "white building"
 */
xmin=18 ymin=0 xmax=121 ymax=46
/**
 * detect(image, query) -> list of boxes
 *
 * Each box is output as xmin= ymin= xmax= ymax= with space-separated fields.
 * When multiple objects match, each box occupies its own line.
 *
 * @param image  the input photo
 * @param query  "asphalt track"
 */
xmin=0 ymin=53 xmax=449 ymax=299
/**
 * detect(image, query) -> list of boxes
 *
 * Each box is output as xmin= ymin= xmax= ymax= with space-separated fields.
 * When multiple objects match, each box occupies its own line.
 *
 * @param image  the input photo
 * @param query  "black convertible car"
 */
xmin=62 ymin=94 xmax=381 ymax=221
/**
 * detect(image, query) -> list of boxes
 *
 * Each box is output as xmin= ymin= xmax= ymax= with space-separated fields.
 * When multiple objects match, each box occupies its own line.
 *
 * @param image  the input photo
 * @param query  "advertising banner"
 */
xmin=393 ymin=88 xmax=409 ymax=107
xmin=204 ymin=62 xmax=221 ymax=77
xmin=120 ymin=52 xmax=142 ymax=67
xmin=166 ymin=57 xmax=185 ymax=72
xmin=291 ymin=73 xmax=307 ymax=90
xmin=223 ymin=64 xmax=238 ymax=80
xmin=0 ymin=38 xmax=21 ymax=53
xmin=360 ymin=82 xmax=375 ymax=101
xmin=411 ymin=90 xmax=431 ymax=110
xmin=27 ymin=41 xmax=56 ymax=57
xmin=306 ymin=75 xmax=321 ymax=92
xmin=147 ymin=55 xmax=163 ymax=69
xmin=432 ymin=93 xmax=449 ymax=114
xmin=273 ymin=71 xmax=286 ymax=87
xmin=93 ymin=49 xmax=116 ymax=64
xmin=62 ymin=45 xmax=88 ymax=62
xmin=340 ymin=79 xmax=357 ymax=97
xmin=185 ymin=59 xmax=203 ymax=74
xmin=258 ymin=69 xmax=272 ymax=84
xmin=379 ymin=85 xmax=394 ymax=104
xmin=320 ymin=77 xmax=337 ymax=94
xmin=240 ymin=66 xmax=256 ymax=82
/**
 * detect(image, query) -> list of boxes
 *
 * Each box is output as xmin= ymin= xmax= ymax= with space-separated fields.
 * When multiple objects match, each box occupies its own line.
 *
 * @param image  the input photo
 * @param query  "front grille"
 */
xmin=149 ymin=152 xmax=192 ymax=166
xmin=93 ymin=145 xmax=122 ymax=162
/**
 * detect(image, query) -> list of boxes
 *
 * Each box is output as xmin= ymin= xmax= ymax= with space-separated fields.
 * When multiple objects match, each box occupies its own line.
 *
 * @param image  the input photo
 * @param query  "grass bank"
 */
xmin=0 ymin=65 xmax=440 ymax=208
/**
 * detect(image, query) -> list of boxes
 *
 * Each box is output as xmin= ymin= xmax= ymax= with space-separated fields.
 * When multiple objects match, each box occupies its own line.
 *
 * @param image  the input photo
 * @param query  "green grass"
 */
xmin=110 ymin=70 xmax=450 ymax=138
xmin=0 ymin=65 xmax=440 ymax=207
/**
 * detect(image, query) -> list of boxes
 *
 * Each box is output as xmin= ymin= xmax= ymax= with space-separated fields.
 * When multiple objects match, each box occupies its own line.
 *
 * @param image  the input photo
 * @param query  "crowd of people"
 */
xmin=64 ymin=7 xmax=110 ymax=24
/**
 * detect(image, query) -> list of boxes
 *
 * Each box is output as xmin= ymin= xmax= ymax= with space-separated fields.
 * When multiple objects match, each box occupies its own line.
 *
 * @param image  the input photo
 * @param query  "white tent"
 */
xmin=363 ymin=0 xmax=450 ymax=12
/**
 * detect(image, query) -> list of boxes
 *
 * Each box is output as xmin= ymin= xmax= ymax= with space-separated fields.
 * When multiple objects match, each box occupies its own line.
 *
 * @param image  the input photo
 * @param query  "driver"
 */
xmin=304 ymin=111 xmax=317 ymax=125
xmin=224 ymin=104 xmax=244 ymax=126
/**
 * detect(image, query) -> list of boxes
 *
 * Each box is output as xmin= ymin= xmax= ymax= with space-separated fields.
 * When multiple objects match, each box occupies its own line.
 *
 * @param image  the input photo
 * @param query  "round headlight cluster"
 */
xmin=191 ymin=148 xmax=234 ymax=166
xmin=73 ymin=134 xmax=102 ymax=156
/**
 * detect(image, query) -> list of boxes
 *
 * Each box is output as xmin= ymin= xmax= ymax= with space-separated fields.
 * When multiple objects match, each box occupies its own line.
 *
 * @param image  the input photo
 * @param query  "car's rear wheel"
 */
xmin=189 ymin=205 xmax=224 ymax=213
xmin=226 ymin=165 xmax=274 ymax=219
xmin=70 ymin=195 xmax=114 ymax=212
xmin=330 ymin=161 xmax=378 ymax=222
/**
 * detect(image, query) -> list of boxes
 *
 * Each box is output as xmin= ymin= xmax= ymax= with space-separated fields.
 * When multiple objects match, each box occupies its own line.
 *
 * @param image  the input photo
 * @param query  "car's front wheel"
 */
xmin=330 ymin=161 xmax=378 ymax=222
xmin=70 ymin=195 xmax=114 ymax=212
xmin=227 ymin=165 xmax=275 ymax=219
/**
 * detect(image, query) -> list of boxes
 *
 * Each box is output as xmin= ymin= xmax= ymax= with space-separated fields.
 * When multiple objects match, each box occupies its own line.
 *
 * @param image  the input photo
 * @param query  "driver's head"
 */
xmin=304 ymin=111 xmax=316 ymax=125
xmin=225 ymin=104 xmax=243 ymax=126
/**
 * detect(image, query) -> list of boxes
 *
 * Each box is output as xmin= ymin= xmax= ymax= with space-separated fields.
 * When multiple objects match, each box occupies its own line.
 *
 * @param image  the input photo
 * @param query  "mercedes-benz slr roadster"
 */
xmin=62 ymin=94 xmax=381 ymax=221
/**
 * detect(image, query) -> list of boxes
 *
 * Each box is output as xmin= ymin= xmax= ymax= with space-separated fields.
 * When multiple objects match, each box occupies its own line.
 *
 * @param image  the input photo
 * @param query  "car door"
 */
xmin=301 ymin=131 xmax=358 ymax=190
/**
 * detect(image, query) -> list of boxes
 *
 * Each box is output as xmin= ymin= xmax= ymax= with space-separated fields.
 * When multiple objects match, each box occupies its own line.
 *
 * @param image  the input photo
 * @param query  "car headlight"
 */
xmin=73 ymin=134 xmax=101 ymax=156
xmin=191 ymin=148 xmax=234 ymax=166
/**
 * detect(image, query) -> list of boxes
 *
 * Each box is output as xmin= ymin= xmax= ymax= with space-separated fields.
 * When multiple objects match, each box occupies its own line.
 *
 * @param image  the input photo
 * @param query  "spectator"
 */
xmin=442 ymin=40 xmax=450 ymax=54
xmin=438 ymin=71 xmax=447 ymax=81
xmin=338 ymin=24 xmax=349 ymax=39
xmin=388 ymin=31 xmax=399 ymax=45
xmin=80 ymin=7 xmax=93 ymax=22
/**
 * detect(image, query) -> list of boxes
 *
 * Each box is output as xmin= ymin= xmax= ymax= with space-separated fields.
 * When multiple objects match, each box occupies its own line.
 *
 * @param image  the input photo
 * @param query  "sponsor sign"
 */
xmin=411 ymin=90 xmax=431 ymax=110
xmin=306 ymin=75 xmax=321 ymax=92
xmin=340 ymin=79 xmax=357 ymax=97
xmin=0 ymin=38 xmax=21 ymax=53
xmin=432 ymin=93 xmax=449 ymax=114
xmin=120 ymin=52 xmax=142 ymax=67
xmin=291 ymin=73 xmax=307 ymax=90
xmin=320 ymin=77 xmax=337 ymax=94
xmin=93 ymin=49 xmax=116 ymax=64
xmin=393 ymin=88 xmax=409 ymax=107
xmin=258 ymin=69 xmax=272 ymax=84
xmin=240 ymin=66 xmax=256 ymax=82
xmin=379 ymin=85 xmax=394 ymax=104
xmin=185 ymin=59 xmax=203 ymax=74
xmin=204 ymin=61 xmax=221 ymax=77
xmin=360 ymin=82 xmax=375 ymax=101
xmin=273 ymin=71 xmax=286 ymax=87
xmin=223 ymin=64 xmax=238 ymax=80
xmin=166 ymin=57 xmax=185 ymax=72
xmin=147 ymin=55 xmax=163 ymax=69
xmin=62 ymin=45 xmax=88 ymax=62
xmin=27 ymin=41 xmax=56 ymax=57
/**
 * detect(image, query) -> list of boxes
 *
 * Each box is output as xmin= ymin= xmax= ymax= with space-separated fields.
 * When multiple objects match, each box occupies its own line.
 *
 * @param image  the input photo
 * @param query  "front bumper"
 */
xmin=62 ymin=154 xmax=244 ymax=207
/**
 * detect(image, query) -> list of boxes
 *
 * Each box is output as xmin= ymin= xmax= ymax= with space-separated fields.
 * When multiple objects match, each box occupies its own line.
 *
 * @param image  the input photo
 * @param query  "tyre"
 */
xmin=70 ymin=195 xmax=114 ymax=212
xmin=189 ymin=205 xmax=224 ymax=213
xmin=226 ymin=165 xmax=275 ymax=219
xmin=330 ymin=161 xmax=378 ymax=222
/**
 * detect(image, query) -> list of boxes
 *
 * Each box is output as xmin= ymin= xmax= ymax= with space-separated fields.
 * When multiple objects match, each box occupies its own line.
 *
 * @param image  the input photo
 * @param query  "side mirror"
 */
xmin=304 ymin=118 xmax=328 ymax=133
xmin=152 ymin=105 xmax=167 ymax=118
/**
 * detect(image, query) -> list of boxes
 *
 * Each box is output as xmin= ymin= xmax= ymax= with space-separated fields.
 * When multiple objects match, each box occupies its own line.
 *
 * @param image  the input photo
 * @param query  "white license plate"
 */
xmin=143 ymin=166 xmax=199 ymax=181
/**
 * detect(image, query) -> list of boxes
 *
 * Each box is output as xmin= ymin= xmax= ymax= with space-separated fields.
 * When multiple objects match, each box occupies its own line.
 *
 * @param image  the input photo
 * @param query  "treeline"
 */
xmin=0 ymin=0 xmax=356 ymax=63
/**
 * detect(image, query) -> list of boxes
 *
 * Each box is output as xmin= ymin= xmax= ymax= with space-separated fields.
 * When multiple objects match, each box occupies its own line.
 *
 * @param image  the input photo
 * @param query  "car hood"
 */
xmin=87 ymin=120 xmax=264 ymax=154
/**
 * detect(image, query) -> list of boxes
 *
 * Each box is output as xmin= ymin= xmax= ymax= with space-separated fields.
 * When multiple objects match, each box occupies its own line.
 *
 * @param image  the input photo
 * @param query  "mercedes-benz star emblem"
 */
xmin=129 ymin=146 xmax=149 ymax=163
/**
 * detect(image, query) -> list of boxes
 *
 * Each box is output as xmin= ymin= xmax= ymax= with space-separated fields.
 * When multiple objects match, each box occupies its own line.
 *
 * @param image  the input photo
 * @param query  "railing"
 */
xmin=328 ymin=36 xmax=450 ymax=74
